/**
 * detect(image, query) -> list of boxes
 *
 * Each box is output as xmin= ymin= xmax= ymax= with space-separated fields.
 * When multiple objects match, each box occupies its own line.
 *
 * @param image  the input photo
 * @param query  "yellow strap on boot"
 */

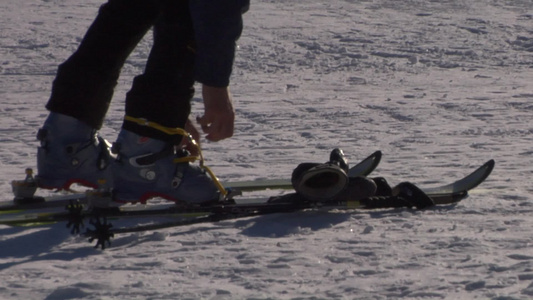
xmin=124 ymin=116 xmax=228 ymax=197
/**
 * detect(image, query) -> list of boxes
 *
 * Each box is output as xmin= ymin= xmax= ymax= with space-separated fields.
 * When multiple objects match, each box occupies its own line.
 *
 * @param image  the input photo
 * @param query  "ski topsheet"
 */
xmin=0 ymin=151 xmax=383 ymax=213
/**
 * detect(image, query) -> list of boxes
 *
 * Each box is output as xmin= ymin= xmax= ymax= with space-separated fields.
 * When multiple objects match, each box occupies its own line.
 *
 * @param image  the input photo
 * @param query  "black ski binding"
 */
xmin=360 ymin=182 xmax=435 ymax=210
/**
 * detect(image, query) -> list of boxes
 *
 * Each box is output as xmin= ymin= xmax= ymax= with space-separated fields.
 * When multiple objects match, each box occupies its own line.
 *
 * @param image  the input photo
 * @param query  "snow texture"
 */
xmin=0 ymin=0 xmax=532 ymax=299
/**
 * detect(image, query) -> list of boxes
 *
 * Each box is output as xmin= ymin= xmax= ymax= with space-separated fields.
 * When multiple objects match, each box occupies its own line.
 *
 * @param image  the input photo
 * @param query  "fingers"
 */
xmin=184 ymin=119 xmax=201 ymax=142
xmin=197 ymin=114 xmax=234 ymax=142
xmin=181 ymin=119 xmax=200 ymax=156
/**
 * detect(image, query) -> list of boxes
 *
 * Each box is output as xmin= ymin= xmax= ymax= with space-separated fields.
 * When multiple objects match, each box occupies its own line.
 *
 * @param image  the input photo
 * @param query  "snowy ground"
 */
xmin=1 ymin=0 xmax=532 ymax=299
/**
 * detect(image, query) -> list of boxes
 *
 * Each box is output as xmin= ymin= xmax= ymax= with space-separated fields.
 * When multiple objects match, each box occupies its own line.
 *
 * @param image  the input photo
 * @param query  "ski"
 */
xmin=0 ymin=159 xmax=494 ymax=230
xmin=82 ymin=159 xmax=495 ymax=249
xmin=0 ymin=150 xmax=383 ymax=213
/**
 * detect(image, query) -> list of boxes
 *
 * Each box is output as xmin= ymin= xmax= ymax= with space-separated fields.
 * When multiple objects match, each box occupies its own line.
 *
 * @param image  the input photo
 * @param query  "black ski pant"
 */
xmin=46 ymin=0 xmax=195 ymax=143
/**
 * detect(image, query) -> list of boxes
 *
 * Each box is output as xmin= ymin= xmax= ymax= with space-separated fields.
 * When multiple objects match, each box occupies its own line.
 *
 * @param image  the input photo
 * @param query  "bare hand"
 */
xmin=196 ymin=85 xmax=235 ymax=142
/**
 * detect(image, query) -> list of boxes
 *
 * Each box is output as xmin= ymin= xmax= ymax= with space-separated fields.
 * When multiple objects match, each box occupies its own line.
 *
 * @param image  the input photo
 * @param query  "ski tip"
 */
xmin=483 ymin=159 xmax=496 ymax=178
xmin=483 ymin=159 xmax=495 ymax=176
xmin=347 ymin=150 xmax=382 ymax=177
xmin=487 ymin=159 xmax=495 ymax=167
xmin=364 ymin=150 xmax=382 ymax=176
xmin=462 ymin=158 xmax=495 ymax=192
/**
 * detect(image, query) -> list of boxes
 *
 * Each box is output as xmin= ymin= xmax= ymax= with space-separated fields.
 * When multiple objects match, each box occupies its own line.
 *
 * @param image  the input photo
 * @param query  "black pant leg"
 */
xmin=46 ymin=0 xmax=163 ymax=129
xmin=123 ymin=0 xmax=196 ymax=144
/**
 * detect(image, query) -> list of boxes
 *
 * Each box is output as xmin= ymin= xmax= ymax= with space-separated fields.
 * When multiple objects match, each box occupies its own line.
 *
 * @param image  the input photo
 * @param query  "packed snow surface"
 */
xmin=0 ymin=0 xmax=532 ymax=299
